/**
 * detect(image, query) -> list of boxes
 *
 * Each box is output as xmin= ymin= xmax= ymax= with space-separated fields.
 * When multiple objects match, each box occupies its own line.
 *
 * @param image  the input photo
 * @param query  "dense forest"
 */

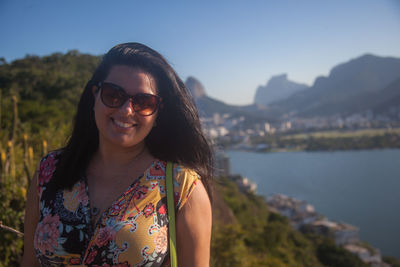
xmin=0 ymin=52 xmax=399 ymax=266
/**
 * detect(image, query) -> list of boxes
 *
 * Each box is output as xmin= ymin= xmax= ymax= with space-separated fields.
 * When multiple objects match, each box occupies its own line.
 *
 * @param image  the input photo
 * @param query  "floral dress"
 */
xmin=34 ymin=151 xmax=199 ymax=267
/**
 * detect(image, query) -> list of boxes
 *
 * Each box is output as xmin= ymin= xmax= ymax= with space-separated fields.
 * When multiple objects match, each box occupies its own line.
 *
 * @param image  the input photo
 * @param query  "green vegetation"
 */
xmin=382 ymin=256 xmax=400 ymax=267
xmin=250 ymin=129 xmax=400 ymax=152
xmin=211 ymin=177 xmax=369 ymax=266
xmin=0 ymin=51 xmax=99 ymax=266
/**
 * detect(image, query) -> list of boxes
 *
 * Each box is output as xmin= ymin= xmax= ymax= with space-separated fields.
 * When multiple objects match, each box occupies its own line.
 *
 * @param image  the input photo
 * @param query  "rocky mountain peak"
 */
xmin=185 ymin=76 xmax=207 ymax=99
xmin=254 ymin=74 xmax=309 ymax=106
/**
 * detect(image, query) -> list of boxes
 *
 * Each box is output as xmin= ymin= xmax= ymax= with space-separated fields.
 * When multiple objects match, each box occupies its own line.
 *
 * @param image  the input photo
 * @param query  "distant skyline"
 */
xmin=1 ymin=0 xmax=400 ymax=105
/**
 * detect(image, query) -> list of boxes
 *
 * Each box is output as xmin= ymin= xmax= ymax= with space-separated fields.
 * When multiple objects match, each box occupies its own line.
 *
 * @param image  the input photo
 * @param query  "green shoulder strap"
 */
xmin=166 ymin=162 xmax=178 ymax=267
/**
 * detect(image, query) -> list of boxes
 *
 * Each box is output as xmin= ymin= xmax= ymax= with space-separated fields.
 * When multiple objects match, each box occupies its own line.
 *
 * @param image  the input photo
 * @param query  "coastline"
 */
xmin=223 ymin=149 xmax=400 ymax=260
xmin=266 ymin=193 xmax=388 ymax=266
xmin=223 ymin=128 xmax=400 ymax=153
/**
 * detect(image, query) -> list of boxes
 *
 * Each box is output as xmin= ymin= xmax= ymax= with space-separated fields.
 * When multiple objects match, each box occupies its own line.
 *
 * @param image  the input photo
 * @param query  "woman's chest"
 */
xmin=35 ymin=178 xmax=170 ymax=266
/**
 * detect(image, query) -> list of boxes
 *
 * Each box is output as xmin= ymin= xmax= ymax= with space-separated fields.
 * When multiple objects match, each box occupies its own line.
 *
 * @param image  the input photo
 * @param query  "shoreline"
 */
xmin=265 ymin=193 xmax=390 ymax=265
xmin=223 ymin=149 xmax=400 ymax=259
xmin=228 ymin=146 xmax=400 ymax=153
xmin=221 ymin=128 xmax=400 ymax=153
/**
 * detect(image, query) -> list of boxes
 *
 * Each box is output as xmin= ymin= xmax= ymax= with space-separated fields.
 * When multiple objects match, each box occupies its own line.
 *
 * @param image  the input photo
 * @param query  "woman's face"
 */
xmin=93 ymin=65 xmax=159 ymax=150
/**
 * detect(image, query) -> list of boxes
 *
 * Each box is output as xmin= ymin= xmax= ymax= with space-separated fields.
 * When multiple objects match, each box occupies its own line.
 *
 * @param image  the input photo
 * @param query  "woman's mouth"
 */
xmin=112 ymin=118 xmax=137 ymax=128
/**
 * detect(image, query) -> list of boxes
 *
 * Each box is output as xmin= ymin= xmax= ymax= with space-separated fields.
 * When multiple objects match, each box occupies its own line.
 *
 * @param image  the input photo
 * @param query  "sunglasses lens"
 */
xmin=99 ymin=83 xmax=160 ymax=115
xmin=133 ymin=94 xmax=159 ymax=116
xmin=101 ymin=84 xmax=126 ymax=108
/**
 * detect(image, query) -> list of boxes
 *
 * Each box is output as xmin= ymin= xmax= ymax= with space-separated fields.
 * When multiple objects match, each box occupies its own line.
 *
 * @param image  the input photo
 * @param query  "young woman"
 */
xmin=22 ymin=43 xmax=213 ymax=267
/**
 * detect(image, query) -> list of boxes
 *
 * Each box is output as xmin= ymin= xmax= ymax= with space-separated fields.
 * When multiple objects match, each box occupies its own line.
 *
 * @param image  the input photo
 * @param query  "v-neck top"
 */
xmin=34 ymin=151 xmax=199 ymax=266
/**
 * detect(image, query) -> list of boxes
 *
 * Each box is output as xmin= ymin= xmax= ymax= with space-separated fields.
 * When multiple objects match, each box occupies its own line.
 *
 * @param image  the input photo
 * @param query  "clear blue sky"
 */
xmin=1 ymin=0 xmax=400 ymax=105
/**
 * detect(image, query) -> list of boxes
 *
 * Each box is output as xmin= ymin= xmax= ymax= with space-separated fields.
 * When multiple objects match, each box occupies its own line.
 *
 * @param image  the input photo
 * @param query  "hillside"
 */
xmin=185 ymin=54 xmax=400 ymax=124
xmin=185 ymin=76 xmax=276 ymax=123
xmin=266 ymin=54 xmax=400 ymax=118
xmin=212 ymin=177 xmax=369 ymax=267
xmin=0 ymin=51 xmax=100 ymax=134
xmin=254 ymin=74 xmax=309 ymax=106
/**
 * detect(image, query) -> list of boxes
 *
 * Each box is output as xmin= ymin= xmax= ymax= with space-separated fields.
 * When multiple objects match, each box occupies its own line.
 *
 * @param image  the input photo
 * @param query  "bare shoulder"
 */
xmin=181 ymin=179 xmax=211 ymax=213
xmin=176 ymin=179 xmax=212 ymax=267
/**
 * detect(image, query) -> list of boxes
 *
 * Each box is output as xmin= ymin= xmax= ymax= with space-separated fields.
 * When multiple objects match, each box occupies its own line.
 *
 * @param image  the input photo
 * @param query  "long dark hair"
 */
xmin=53 ymin=43 xmax=213 ymax=198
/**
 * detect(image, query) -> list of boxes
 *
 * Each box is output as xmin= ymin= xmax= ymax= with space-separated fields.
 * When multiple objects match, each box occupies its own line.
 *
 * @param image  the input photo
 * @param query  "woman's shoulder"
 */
xmin=172 ymin=163 xmax=200 ymax=184
xmin=39 ymin=150 xmax=62 ymax=162
xmin=152 ymin=160 xmax=200 ymax=210
xmin=37 ymin=150 xmax=62 ymax=186
xmin=151 ymin=160 xmax=200 ymax=181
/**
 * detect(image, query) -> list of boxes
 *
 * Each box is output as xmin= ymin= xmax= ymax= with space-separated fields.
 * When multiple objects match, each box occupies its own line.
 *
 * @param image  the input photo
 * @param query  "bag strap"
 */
xmin=166 ymin=162 xmax=178 ymax=267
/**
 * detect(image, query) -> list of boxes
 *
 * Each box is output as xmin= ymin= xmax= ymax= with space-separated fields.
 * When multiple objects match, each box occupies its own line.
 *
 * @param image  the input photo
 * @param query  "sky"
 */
xmin=1 ymin=0 xmax=400 ymax=105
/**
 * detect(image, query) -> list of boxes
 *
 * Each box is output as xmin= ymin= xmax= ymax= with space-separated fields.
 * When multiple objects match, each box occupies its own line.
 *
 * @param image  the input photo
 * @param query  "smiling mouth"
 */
xmin=112 ymin=118 xmax=137 ymax=128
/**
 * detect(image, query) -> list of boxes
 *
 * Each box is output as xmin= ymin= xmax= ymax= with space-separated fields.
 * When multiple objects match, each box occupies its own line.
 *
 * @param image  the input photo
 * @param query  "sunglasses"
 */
xmin=97 ymin=82 xmax=162 ymax=116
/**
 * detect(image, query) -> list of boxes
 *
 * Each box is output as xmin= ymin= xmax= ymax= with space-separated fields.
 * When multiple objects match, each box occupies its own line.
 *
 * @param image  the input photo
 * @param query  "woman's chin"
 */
xmin=99 ymin=133 xmax=144 ymax=150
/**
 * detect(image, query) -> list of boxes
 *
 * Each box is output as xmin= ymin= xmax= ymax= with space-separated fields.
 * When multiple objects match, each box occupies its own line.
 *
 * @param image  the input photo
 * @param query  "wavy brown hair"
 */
xmin=53 ymin=43 xmax=213 ymax=199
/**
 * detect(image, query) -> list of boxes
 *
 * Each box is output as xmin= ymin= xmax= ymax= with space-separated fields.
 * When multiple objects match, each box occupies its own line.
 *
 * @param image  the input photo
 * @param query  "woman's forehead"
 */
xmin=105 ymin=65 xmax=158 ymax=94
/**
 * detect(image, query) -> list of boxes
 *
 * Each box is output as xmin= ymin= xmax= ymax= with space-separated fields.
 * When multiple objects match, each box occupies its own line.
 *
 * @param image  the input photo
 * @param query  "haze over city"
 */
xmin=1 ymin=0 xmax=400 ymax=105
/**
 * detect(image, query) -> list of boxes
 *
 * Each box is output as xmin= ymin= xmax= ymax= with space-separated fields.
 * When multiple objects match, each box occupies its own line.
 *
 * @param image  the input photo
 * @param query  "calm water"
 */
xmin=227 ymin=149 xmax=400 ymax=258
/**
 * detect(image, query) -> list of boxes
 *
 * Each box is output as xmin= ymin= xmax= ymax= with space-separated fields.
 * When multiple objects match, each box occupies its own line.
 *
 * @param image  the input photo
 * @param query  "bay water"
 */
xmin=227 ymin=149 xmax=400 ymax=258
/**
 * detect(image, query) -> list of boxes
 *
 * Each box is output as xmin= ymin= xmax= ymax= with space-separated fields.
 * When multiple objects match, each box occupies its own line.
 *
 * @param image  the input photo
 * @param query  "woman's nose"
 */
xmin=120 ymin=99 xmax=135 ymax=114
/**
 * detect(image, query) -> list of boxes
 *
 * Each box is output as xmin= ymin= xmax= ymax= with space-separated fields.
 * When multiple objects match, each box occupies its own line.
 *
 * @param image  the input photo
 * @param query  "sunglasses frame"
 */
xmin=96 ymin=82 xmax=162 ymax=116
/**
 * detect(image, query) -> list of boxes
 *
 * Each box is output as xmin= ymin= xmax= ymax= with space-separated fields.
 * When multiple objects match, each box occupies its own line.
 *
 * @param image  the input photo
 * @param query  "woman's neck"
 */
xmin=91 ymin=141 xmax=150 ymax=174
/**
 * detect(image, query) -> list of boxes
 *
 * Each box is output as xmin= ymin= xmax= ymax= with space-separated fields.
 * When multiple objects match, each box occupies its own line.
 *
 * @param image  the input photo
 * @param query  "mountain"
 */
xmin=186 ymin=76 xmax=206 ymax=99
xmin=185 ymin=76 xmax=231 ymax=116
xmin=370 ymin=77 xmax=400 ymax=117
xmin=185 ymin=77 xmax=275 ymax=123
xmin=183 ymin=55 xmax=400 ymax=122
xmin=254 ymin=74 xmax=309 ymax=105
xmin=267 ymin=54 xmax=400 ymax=118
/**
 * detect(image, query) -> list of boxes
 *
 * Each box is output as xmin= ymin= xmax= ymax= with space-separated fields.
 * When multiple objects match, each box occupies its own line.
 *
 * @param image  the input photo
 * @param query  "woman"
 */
xmin=22 ymin=43 xmax=213 ymax=266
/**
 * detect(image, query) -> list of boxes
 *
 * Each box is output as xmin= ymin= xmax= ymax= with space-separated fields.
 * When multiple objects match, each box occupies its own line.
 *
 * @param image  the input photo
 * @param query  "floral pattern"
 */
xmin=95 ymin=226 xmax=116 ymax=247
xmin=38 ymin=151 xmax=58 ymax=185
xmin=34 ymin=214 xmax=60 ymax=255
xmin=34 ymin=152 xmax=199 ymax=266
xmin=154 ymin=226 xmax=168 ymax=254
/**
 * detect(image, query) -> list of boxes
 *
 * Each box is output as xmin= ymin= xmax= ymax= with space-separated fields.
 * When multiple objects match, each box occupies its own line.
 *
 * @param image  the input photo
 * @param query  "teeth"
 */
xmin=113 ymin=119 xmax=134 ymax=128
